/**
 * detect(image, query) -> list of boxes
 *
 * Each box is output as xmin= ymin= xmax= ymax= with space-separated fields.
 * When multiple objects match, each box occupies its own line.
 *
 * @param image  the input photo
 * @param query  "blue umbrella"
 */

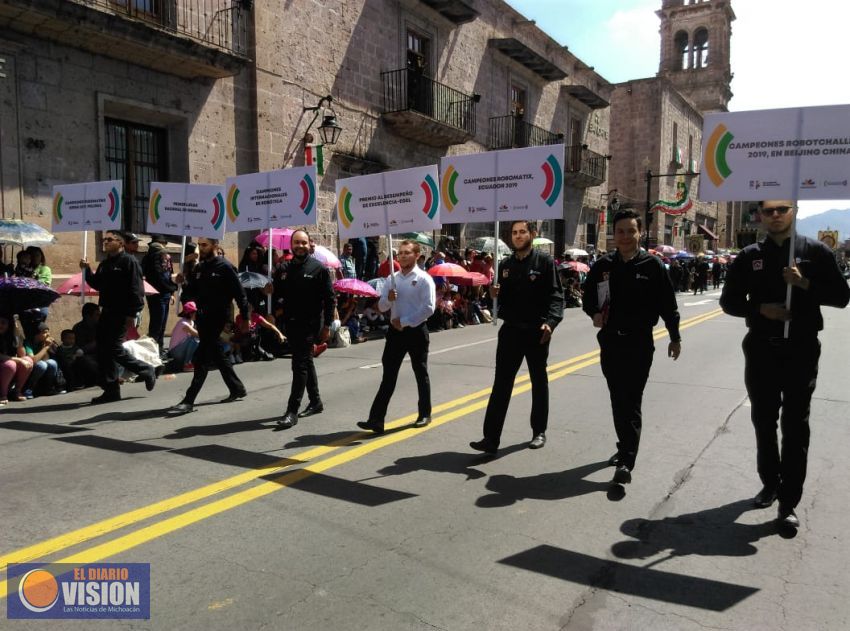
xmin=0 ymin=220 xmax=57 ymax=247
xmin=675 ymin=251 xmax=694 ymax=260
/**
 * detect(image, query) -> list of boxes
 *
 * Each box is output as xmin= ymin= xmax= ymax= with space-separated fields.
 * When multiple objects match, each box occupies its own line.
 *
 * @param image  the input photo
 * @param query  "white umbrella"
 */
xmin=468 ymin=236 xmax=511 ymax=256
xmin=0 ymin=220 xmax=57 ymax=247
xmin=564 ymin=248 xmax=589 ymax=257
xmin=533 ymin=237 xmax=554 ymax=246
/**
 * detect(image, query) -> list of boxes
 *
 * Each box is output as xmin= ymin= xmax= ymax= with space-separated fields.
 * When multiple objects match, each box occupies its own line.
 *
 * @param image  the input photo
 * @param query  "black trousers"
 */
xmin=482 ymin=324 xmax=550 ymax=446
xmin=95 ymin=310 xmax=154 ymax=394
xmin=286 ymin=320 xmax=320 ymax=414
xmin=743 ymin=333 xmax=820 ymax=509
xmin=184 ymin=317 xmax=245 ymax=404
xmin=598 ymin=329 xmax=655 ymax=470
xmin=146 ymin=293 xmax=171 ymax=349
xmin=368 ymin=323 xmax=430 ymax=424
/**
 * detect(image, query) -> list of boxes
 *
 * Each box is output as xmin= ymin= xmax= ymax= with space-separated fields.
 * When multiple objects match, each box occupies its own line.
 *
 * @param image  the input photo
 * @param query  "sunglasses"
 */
xmin=760 ymin=206 xmax=793 ymax=216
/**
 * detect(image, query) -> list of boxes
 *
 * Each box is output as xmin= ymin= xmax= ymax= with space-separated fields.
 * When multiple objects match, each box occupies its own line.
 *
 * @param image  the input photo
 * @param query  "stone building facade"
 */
xmin=608 ymin=0 xmax=736 ymax=251
xmin=0 ymin=0 xmax=614 ymax=278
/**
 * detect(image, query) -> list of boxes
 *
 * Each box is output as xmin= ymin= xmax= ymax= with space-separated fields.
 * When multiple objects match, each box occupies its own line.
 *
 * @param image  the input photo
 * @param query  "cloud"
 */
xmin=603 ymin=6 xmax=659 ymax=80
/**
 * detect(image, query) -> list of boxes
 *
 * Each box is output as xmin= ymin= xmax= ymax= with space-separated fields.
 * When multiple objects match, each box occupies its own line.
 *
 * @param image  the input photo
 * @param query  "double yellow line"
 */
xmin=0 ymin=308 xmax=722 ymax=595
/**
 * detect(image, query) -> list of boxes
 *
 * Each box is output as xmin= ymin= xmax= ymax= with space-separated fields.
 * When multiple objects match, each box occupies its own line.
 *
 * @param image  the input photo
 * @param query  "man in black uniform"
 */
xmin=582 ymin=210 xmax=682 ymax=485
xmin=80 ymin=229 xmax=156 ymax=404
xmin=270 ymin=229 xmax=334 ymax=429
xmin=168 ymin=237 xmax=250 ymax=415
xmin=469 ymin=220 xmax=563 ymax=454
xmin=721 ymin=200 xmax=849 ymax=528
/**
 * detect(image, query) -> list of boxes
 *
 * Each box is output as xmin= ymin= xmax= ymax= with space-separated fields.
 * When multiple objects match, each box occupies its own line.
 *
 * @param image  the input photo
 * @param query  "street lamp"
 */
xmin=303 ymin=95 xmax=342 ymax=145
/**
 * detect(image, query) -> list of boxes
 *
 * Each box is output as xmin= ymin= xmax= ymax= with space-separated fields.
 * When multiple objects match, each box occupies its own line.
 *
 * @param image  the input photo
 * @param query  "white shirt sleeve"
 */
xmin=378 ymin=274 xmax=394 ymax=313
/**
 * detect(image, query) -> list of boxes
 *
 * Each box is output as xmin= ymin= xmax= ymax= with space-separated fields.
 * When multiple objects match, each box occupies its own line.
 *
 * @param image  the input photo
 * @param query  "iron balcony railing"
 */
xmin=381 ymin=68 xmax=478 ymax=136
xmin=68 ymin=0 xmax=249 ymax=57
xmin=488 ymin=115 xmax=563 ymax=150
xmin=565 ymin=144 xmax=607 ymax=183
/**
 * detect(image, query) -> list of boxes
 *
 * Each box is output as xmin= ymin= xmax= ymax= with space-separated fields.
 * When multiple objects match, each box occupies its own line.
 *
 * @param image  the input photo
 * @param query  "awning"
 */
xmin=489 ymin=38 xmax=568 ymax=81
xmin=417 ymin=0 xmax=479 ymax=24
xmin=698 ymin=223 xmax=719 ymax=240
xmin=561 ymin=84 xmax=610 ymax=109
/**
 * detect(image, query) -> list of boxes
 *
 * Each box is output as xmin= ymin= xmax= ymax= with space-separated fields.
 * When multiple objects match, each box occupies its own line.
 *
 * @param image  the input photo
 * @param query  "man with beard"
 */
xmin=269 ymin=229 xmax=335 ymax=429
xmin=80 ymin=230 xmax=156 ymax=403
xmin=168 ymin=237 xmax=250 ymax=415
xmin=469 ymin=220 xmax=563 ymax=454
xmin=721 ymin=200 xmax=849 ymax=528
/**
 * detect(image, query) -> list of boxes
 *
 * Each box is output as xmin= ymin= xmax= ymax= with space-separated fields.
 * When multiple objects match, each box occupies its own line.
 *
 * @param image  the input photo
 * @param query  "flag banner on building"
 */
xmin=51 ymin=180 xmax=122 ymax=233
xmin=145 ymin=182 xmax=226 ymax=239
xmin=225 ymin=166 xmax=318 ymax=232
xmin=305 ymin=144 xmax=324 ymax=176
xmin=651 ymin=176 xmax=694 ymax=216
xmin=700 ymin=104 xmax=850 ymax=201
xmin=335 ymin=164 xmax=441 ymax=240
xmin=439 ymin=144 xmax=565 ymax=224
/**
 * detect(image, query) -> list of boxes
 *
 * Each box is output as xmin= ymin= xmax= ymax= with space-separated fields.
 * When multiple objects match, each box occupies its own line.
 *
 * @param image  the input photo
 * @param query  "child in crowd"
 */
xmin=55 ymin=329 xmax=85 ymax=389
xmin=220 ymin=322 xmax=238 ymax=364
xmin=233 ymin=310 xmax=285 ymax=361
xmin=14 ymin=251 xmax=34 ymax=278
xmin=0 ymin=314 xmax=32 ymax=404
xmin=168 ymin=301 xmax=200 ymax=371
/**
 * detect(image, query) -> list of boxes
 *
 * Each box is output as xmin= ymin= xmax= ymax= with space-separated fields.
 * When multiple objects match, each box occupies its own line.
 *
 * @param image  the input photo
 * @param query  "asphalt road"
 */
xmin=2 ymin=288 xmax=849 ymax=630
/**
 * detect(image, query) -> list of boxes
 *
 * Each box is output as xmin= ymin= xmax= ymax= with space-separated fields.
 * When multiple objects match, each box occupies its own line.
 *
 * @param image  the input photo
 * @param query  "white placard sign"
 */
xmin=335 ymin=165 xmax=441 ymax=239
xmin=51 ymin=180 xmax=122 ymax=232
xmin=439 ymin=144 xmax=565 ymax=224
xmin=225 ymin=166 xmax=318 ymax=232
xmin=700 ymin=104 xmax=850 ymax=201
xmin=146 ymin=182 xmax=226 ymax=239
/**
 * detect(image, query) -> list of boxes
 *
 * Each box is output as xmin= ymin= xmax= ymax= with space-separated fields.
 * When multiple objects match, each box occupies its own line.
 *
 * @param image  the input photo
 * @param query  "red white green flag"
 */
xmin=305 ymin=143 xmax=324 ymax=176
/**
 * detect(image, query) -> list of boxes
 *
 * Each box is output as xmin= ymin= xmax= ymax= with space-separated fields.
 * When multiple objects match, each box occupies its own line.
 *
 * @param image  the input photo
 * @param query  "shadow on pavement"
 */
xmin=374 ymin=450 xmax=489 ymax=480
xmin=611 ymin=499 xmax=777 ymax=561
xmin=71 ymin=407 xmax=174 ymax=425
xmin=0 ymin=420 xmax=86 ymax=434
xmin=282 ymin=430 xmax=365 ymax=449
xmin=475 ymin=460 xmax=610 ymax=507
xmin=54 ymin=435 xmax=169 ymax=454
xmin=163 ymin=418 xmax=278 ymax=439
xmin=499 ymin=545 xmax=758 ymax=612
xmin=262 ymin=470 xmax=418 ymax=506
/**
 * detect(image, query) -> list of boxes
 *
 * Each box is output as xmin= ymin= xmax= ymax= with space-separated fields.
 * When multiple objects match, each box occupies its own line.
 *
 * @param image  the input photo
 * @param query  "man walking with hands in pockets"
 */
xmin=358 ymin=239 xmax=436 ymax=434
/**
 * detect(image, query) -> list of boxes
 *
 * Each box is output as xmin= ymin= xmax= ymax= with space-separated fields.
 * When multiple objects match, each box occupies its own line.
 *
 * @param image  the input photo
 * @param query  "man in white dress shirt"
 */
xmin=357 ymin=240 xmax=436 ymax=434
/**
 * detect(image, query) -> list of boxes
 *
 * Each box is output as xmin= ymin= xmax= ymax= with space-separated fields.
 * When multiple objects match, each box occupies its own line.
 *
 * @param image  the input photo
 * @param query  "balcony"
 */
xmin=417 ymin=0 xmax=478 ymax=24
xmin=0 ymin=0 xmax=250 ymax=79
xmin=488 ymin=115 xmax=563 ymax=150
xmin=564 ymin=145 xmax=607 ymax=188
xmin=381 ymin=68 xmax=479 ymax=147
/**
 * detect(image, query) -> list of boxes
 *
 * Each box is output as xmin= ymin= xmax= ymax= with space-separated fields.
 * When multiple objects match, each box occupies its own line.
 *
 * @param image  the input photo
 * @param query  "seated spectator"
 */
xmin=339 ymin=294 xmax=365 ymax=343
xmin=0 ymin=314 xmax=33 ymax=404
xmin=55 ymin=329 xmax=87 ymax=390
xmin=436 ymin=286 xmax=456 ymax=329
xmin=168 ymin=302 xmax=200 ymax=371
xmin=452 ymin=289 xmax=469 ymax=327
xmin=362 ymin=298 xmax=387 ymax=333
xmin=70 ymin=303 xmax=100 ymax=388
xmin=220 ymin=322 xmax=239 ymax=364
xmin=234 ymin=310 xmax=285 ymax=361
xmin=14 ymin=250 xmax=34 ymax=278
xmin=27 ymin=246 xmax=52 ymax=285
xmin=23 ymin=322 xmax=63 ymax=397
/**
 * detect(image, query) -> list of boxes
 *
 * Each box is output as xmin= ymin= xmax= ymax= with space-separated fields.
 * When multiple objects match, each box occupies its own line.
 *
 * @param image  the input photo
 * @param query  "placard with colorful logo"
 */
xmin=51 ymin=180 xmax=122 ymax=233
xmin=146 ymin=182 xmax=226 ymax=239
xmin=440 ymin=144 xmax=565 ymax=224
xmin=7 ymin=562 xmax=150 ymax=619
xmin=700 ymin=104 xmax=850 ymax=201
xmin=335 ymin=165 xmax=441 ymax=239
xmin=225 ymin=166 xmax=317 ymax=232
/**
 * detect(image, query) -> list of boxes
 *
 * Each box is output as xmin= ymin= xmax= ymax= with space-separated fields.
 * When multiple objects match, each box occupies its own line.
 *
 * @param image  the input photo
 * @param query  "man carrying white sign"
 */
xmin=720 ymin=200 xmax=849 ymax=529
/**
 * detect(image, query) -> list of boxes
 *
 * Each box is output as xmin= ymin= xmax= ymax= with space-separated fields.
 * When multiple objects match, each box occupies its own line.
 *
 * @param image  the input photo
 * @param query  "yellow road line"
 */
xmin=0 ymin=308 xmax=723 ymax=591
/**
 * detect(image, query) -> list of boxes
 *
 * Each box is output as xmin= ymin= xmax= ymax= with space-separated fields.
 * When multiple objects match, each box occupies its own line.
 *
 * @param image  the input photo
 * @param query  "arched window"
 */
xmin=674 ymin=31 xmax=689 ymax=70
xmin=693 ymin=28 xmax=709 ymax=68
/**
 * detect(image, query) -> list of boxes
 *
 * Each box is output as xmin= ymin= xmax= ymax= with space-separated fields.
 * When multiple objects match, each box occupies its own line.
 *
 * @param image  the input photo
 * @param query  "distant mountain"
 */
xmin=796 ymin=208 xmax=850 ymax=240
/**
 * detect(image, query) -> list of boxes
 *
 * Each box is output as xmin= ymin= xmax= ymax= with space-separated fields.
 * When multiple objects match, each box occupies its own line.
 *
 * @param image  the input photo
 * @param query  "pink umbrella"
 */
xmin=57 ymin=272 xmax=159 ymax=296
xmin=658 ymin=245 xmax=677 ymax=255
xmin=428 ymin=263 xmax=469 ymax=277
xmin=449 ymin=272 xmax=490 ymax=286
xmin=312 ymin=245 xmax=341 ymax=269
xmin=333 ymin=278 xmax=379 ymax=298
xmin=560 ymin=261 xmax=590 ymax=273
xmin=255 ymin=228 xmax=293 ymax=251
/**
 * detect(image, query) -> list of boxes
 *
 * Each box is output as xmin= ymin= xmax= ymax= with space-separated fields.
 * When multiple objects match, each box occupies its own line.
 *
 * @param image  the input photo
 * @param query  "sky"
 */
xmin=506 ymin=0 xmax=850 ymax=219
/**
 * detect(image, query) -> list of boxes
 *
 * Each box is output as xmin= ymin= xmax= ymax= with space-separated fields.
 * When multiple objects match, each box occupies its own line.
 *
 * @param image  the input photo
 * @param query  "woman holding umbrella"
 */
xmin=0 ymin=314 xmax=33 ymax=404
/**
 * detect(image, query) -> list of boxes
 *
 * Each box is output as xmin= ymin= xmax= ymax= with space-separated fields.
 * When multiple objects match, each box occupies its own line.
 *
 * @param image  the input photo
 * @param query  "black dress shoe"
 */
xmin=277 ymin=411 xmax=299 ymax=430
xmin=91 ymin=392 xmax=121 ymax=405
xmin=298 ymin=402 xmax=324 ymax=418
xmin=356 ymin=420 xmax=384 ymax=434
xmin=143 ymin=369 xmax=156 ymax=392
xmin=777 ymin=505 xmax=800 ymax=528
xmin=754 ymin=486 xmax=778 ymax=508
xmin=167 ymin=402 xmax=195 ymax=415
xmin=469 ymin=439 xmax=498 ymax=454
xmin=220 ymin=391 xmax=247 ymax=404
xmin=413 ymin=416 xmax=431 ymax=428
xmin=528 ymin=433 xmax=546 ymax=449
xmin=613 ymin=464 xmax=632 ymax=484
xmin=608 ymin=452 xmax=622 ymax=466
